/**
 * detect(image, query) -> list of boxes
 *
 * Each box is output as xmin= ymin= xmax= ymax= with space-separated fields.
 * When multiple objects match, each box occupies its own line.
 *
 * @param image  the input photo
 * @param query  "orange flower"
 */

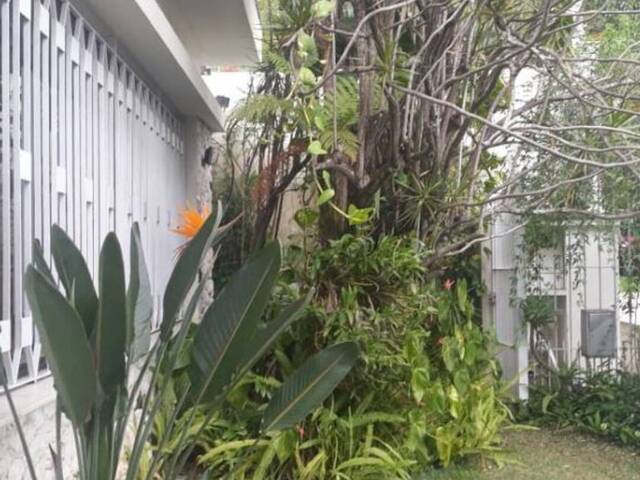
xmin=172 ymin=205 xmax=211 ymax=239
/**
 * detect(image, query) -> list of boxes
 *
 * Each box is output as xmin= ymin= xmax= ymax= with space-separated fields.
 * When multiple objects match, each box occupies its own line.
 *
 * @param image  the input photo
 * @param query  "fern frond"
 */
xmin=233 ymin=95 xmax=295 ymax=123
xmin=263 ymin=50 xmax=293 ymax=75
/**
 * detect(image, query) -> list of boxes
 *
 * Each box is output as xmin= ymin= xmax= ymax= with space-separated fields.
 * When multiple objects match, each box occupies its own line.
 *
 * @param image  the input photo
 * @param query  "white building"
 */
xmin=0 ymin=0 xmax=260 ymax=476
xmin=482 ymin=216 xmax=620 ymax=399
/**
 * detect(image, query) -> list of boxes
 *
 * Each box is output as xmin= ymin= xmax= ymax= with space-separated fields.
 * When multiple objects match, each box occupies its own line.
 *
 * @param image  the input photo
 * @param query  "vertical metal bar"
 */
xmin=106 ymin=50 xmax=114 ymax=232
xmin=77 ymin=19 xmax=86 ymax=257
xmin=71 ymin=19 xmax=79 ymax=245
xmin=41 ymin=0 xmax=51 ymax=266
xmin=54 ymin=3 xmax=67 ymax=232
xmin=1 ymin=0 xmax=13 ymax=379
xmin=10 ymin=0 xmax=21 ymax=376
xmin=64 ymin=7 xmax=73 ymax=239
xmin=21 ymin=0 xmax=33 ymax=356
xmin=32 ymin=0 xmax=41 ymax=249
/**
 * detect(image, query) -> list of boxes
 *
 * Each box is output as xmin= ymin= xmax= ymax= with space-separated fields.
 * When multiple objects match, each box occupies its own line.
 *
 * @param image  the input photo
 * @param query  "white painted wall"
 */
xmin=483 ymin=222 xmax=619 ymax=399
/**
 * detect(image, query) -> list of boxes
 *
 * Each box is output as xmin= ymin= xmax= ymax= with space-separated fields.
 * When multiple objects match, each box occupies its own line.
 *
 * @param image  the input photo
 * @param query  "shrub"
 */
xmin=185 ymin=232 xmax=509 ymax=477
xmin=524 ymin=369 xmax=640 ymax=447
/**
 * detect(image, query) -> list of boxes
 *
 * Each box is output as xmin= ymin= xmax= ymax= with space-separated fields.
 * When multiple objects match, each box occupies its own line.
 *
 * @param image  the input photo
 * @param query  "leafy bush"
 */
xmin=6 ymin=212 xmax=358 ymax=480
xmin=523 ymin=369 xmax=640 ymax=447
xmin=406 ymin=285 xmax=509 ymax=467
xmin=183 ymin=232 xmax=509 ymax=477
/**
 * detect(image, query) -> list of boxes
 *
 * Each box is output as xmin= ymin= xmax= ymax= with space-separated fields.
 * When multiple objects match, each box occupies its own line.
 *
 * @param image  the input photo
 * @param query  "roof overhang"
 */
xmin=72 ymin=0 xmax=229 ymax=131
xmin=157 ymin=0 xmax=262 ymax=67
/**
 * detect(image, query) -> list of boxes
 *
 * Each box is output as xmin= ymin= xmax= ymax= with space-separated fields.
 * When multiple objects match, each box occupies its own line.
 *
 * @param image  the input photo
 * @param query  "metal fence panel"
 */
xmin=0 ymin=0 xmax=186 ymax=387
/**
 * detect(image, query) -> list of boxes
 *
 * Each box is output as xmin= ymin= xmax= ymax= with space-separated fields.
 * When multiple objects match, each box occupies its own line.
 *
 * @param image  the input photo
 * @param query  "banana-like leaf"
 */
xmin=51 ymin=225 xmax=98 ymax=336
xmin=25 ymin=266 xmax=97 ymax=425
xmin=262 ymin=342 xmax=359 ymax=432
xmin=189 ymin=242 xmax=281 ymax=402
xmin=234 ymin=293 xmax=311 ymax=384
xmin=127 ymin=223 xmax=153 ymax=361
xmin=161 ymin=204 xmax=224 ymax=339
xmin=95 ymin=233 xmax=127 ymax=394
xmin=32 ymin=239 xmax=56 ymax=286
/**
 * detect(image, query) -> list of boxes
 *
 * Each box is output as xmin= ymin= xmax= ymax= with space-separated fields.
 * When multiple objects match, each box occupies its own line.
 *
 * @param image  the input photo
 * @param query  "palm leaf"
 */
xmin=24 ymin=266 xmax=97 ymax=425
xmin=234 ymin=293 xmax=311 ymax=387
xmin=262 ymin=342 xmax=359 ymax=432
xmin=189 ymin=242 xmax=281 ymax=402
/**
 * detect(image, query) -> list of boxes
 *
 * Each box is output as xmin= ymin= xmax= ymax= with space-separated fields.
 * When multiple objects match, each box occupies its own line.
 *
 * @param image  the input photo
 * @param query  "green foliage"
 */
xmin=404 ymin=284 xmax=509 ymax=468
xmin=262 ymin=343 xmax=361 ymax=432
xmin=25 ymin=264 xmax=98 ymax=426
xmin=521 ymin=296 xmax=556 ymax=330
xmin=14 ymin=213 xmax=357 ymax=480
xmin=522 ymin=216 xmax=565 ymax=252
xmin=523 ymin=370 xmax=640 ymax=447
xmin=154 ymin=232 xmax=507 ymax=478
xmin=307 ymin=236 xmax=508 ymax=469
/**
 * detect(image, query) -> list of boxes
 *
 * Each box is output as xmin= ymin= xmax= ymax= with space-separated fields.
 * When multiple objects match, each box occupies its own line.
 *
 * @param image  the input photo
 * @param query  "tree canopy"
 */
xmin=223 ymin=0 xmax=640 ymax=266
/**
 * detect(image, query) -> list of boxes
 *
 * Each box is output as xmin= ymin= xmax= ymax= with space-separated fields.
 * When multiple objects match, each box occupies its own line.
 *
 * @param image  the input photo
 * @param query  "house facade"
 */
xmin=0 ymin=0 xmax=260 ymax=477
xmin=482 ymin=215 xmax=620 ymax=399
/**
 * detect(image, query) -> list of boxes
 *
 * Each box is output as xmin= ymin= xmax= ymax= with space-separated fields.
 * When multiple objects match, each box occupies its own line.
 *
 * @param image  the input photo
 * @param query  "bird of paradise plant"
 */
xmin=173 ymin=204 xmax=211 ymax=239
xmin=6 ymin=203 xmax=359 ymax=480
xmin=172 ymin=204 xmax=211 ymax=253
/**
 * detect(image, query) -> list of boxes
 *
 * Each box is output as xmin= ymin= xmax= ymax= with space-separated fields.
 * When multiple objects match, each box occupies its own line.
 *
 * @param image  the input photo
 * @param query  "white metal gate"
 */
xmin=0 ymin=0 xmax=187 ymax=387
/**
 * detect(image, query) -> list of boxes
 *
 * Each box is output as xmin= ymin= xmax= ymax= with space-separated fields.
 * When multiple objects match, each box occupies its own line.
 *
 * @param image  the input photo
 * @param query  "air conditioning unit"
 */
xmin=581 ymin=309 xmax=616 ymax=358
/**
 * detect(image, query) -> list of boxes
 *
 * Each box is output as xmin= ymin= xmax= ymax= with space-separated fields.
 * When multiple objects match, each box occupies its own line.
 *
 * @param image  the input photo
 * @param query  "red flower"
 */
xmin=443 ymin=278 xmax=455 ymax=290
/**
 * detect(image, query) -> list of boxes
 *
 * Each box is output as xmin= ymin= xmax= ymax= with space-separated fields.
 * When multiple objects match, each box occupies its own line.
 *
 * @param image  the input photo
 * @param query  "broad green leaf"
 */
xmin=51 ymin=225 xmax=98 ymax=336
xmin=32 ymin=239 xmax=55 ymax=286
xmin=262 ymin=342 xmax=359 ymax=432
xmin=312 ymin=0 xmax=335 ymax=18
xmin=456 ymin=281 xmax=468 ymax=312
xmin=453 ymin=368 xmax=471 ymax=396
xmin=411 ymin=367 xmax=429 ymax=404
xmin=314 ymin=114 xmax=326 ymax=131
xmin=299 ymin=67 xmax=316 ymax=87
xmin=235 ymin=293 xmax=311 ymax=383
xmin=317 ymin=188 xmax=335 ymax=206
xmin=346 ymin=204 xmax=373 ymax=225
xmin=297 ymin=32 xmax=319 ymax=66
xmin=161 ymin=205 xmax=224 ymax=339
xmin=307 ymin=140 xmax=327 ymax=156
xmin=95 ymin=233 xmax=127 ymax=394
xmin=294 ymin=208 xmax=319 ymax=229
xmin=127 ymin=223 xmax=153 ymax=361
xmin=321 ymin=170 xmax=331 ymax=187
xmin=189 ymin=242 xmax=281 ymax=402
xmin=25 ymin=266 xmax=97 ymax=425
xmin=442 ymin=339 xmax=456 ymax=372
xmin=274 ymin=430 xmax=298 ymax=463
